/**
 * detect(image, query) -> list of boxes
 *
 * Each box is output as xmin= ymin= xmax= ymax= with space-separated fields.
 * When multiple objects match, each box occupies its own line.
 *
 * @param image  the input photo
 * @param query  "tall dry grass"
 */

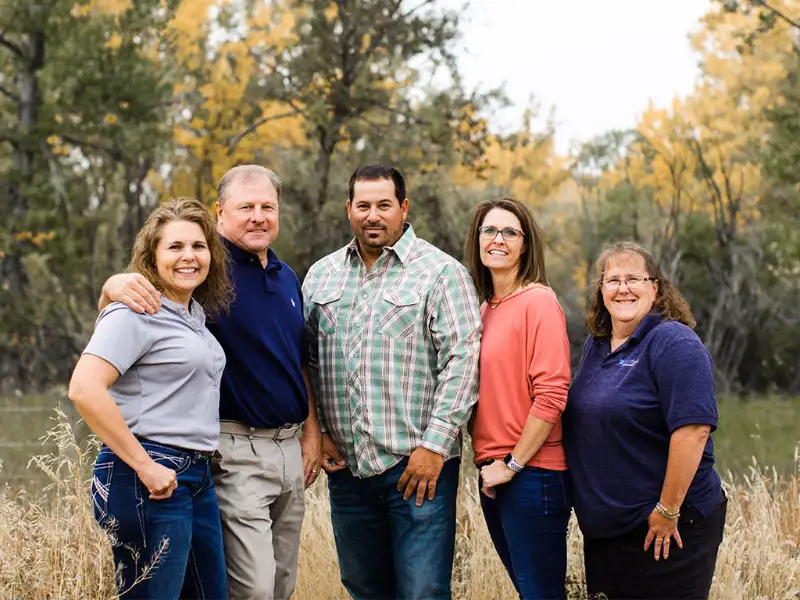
xmin=1 ymin=412 xmax=799 ymax=599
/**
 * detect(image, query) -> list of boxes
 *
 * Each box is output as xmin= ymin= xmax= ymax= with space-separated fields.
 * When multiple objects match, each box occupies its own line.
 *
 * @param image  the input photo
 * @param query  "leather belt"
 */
xmin=219 ymin=420 xmax=301 ymax=441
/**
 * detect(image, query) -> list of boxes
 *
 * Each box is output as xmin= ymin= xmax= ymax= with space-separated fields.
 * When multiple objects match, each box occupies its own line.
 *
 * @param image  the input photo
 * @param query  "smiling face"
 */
xmin=601 ymin=252 xmax=659 ymax=333
xmin=478 ymin=208 xmax=525 ymax=277
xmin=347 ymin=178 xmax=408 ymax=260
xmin=155 ymin=219 xmax=211 ymax=304
xmin=216 ymin=175 xmax=279 ymax=261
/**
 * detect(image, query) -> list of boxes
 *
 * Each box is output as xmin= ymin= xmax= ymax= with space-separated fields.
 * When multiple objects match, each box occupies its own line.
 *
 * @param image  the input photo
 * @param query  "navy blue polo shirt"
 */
xmin=207 ymin=238 xmax=309 ymax=428
xmin=563 ymin=313 xmax=722 ymax=539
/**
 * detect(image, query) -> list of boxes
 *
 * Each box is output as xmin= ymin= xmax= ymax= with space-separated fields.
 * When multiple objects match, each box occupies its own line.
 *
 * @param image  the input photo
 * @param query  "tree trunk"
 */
xmin=1 ymin=28 xmax=45 ymax=391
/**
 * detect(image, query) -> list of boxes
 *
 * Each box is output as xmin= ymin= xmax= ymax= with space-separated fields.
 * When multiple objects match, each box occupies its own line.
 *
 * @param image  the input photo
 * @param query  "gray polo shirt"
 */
xmin=83 ymin=298 xmax=226 ymax=451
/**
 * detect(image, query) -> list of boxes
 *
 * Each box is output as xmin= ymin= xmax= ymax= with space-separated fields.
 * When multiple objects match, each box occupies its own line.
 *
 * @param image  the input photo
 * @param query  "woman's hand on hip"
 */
xmin=644 ymin=508 xmax=683 ymax=561
xmin=137 ymin=460 xmax=178 ymax=500
xmin=479 ymin=461 xmax=516 ymax=498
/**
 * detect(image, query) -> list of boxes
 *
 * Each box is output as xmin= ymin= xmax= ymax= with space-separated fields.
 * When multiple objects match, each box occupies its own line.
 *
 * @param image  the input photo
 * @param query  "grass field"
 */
xmin=3 ymin=394 xmax=798 ymax=487
xmin=1 ymin=394 xmax=799 ymax=598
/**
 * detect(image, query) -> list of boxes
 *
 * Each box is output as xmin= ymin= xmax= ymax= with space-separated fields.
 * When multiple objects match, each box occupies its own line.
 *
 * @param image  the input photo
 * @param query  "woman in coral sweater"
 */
xmin=464 ymin=197 xmax=572 ymax=600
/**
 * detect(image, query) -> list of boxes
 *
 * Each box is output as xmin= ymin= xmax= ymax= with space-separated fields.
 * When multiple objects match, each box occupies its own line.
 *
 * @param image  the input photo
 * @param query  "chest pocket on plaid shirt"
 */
xmin=312 ymin=287 xmax=344 ymax=337
xmin=378 ymin=289 xmax=420 ymax=339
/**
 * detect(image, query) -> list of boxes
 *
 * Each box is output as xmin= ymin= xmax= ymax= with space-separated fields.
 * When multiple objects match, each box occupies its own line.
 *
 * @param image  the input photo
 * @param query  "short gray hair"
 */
xmin=217 ymin=165 xmax=282 ymax=204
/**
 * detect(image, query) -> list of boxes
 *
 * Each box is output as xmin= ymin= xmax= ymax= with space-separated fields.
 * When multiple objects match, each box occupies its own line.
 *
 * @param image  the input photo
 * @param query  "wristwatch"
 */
xmin=504 ymin=453 xmax=524 ymax=473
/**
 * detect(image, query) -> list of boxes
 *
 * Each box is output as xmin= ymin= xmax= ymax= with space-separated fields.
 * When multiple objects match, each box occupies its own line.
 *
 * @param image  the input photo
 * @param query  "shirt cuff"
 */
xmin=421 ymin=417 xmax=460 ymax=456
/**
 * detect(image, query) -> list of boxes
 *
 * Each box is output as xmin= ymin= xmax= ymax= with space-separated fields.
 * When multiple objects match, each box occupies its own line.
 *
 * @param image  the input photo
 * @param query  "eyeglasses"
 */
xmin=600 ymin=276 xmax=658 ymax=290
xmin=478 ymin=226 xmax=525 ymax=241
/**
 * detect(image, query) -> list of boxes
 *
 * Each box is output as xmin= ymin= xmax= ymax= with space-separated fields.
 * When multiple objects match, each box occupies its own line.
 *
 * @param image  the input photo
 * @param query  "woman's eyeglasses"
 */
xmin=478 ymin=226 xmax=525 ymax=241
xmin=600 ymin=276 xmax=658 ymax=290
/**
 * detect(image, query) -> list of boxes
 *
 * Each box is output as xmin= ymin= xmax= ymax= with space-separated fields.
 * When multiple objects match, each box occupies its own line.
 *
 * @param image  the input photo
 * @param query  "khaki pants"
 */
xmin=212 ymin=423 xmax=305 ymax=600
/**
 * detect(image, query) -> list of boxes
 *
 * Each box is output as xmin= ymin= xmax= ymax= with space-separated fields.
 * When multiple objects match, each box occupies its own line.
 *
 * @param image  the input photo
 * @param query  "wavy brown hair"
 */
xmin=464 ymin=197 xmax=548 ymax=302
xmin=129 ymin=197 xmax=232 ymax=317
xmin=587 ymin=241 xmax=695 ymax=336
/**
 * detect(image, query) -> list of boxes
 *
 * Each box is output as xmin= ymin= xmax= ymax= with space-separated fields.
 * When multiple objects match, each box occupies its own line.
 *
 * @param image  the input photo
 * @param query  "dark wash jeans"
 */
xmin=583 ymin=493 xmax=727 ymax=600
xmin=327 ymin=456 xmax=460 ymax=600
xmin=92 ymin=439 xmax=228 ymax=600
xmin=479 ymin=465 xmax=572 ymax=600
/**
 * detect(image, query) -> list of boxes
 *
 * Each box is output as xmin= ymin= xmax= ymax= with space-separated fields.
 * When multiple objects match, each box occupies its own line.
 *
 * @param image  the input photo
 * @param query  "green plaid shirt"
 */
xmin=302 ymin=225 xmax=481 ymax=478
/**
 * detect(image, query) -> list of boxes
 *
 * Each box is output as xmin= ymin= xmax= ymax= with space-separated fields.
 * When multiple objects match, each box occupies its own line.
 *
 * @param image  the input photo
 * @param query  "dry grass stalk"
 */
xmin=2 ymin=414 xmax=799 ymax=599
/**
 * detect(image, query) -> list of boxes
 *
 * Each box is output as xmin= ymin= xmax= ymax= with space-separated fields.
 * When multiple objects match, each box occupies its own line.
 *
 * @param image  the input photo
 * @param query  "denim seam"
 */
xmin=187 ymin=547 xmax=206 ymax=600
xmin=134 ymin=479 xmax=147 ymax=549
xmin=543 ymin=473 xmax=556 ymax=597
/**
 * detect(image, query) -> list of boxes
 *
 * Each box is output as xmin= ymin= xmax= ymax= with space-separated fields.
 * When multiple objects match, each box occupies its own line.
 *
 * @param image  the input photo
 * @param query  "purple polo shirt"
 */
xmin=563 ymin=313 xmax=723 ymax=539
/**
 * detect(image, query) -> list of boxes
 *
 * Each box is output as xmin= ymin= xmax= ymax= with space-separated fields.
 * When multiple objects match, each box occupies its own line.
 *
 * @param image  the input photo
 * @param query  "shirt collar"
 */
xmin=630 ymin=310 xmax=664 ymax=342
xmin=160 ymin=296 xmax=206 ymax=328
xmin=345 ymin=223 xmax=416 ymax=267
xmin=222 ymin=236 xmax=283 ymax=272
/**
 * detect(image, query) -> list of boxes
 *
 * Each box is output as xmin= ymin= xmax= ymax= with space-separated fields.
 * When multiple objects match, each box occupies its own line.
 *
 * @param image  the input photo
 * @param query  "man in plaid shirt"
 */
xmin=303 ymin=164 xmax=481 ymax=600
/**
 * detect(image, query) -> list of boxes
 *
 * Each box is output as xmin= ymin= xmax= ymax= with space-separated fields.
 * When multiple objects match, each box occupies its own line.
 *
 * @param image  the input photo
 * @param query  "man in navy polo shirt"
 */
xmin=99 ymin=165 xmax=322 ymax=600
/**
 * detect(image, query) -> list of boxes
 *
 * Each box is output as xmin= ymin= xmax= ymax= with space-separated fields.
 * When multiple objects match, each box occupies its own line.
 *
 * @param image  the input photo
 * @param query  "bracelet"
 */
xmin=656 ymin=502 xmax=680 ymax=520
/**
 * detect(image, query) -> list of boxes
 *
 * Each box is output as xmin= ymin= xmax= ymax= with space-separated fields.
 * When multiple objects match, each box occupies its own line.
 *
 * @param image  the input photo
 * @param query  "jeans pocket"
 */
xmin=92 ymin=460 xmax=114 ymax=524
xmin=144 ymin=448 xmax=192 ymax=475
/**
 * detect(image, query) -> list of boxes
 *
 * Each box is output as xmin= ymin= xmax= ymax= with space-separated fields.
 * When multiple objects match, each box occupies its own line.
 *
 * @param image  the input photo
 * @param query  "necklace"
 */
xmin=489 ymin=287 xmax=520 ymax=309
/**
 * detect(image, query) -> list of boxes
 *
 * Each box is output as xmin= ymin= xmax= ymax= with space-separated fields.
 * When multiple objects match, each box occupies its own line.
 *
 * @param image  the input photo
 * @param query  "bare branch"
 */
xmin=402 ymin=0 xmax=436 ymax=19
xmin=752 ymin=0 xmax=800 ymax=30
xmin=0 ymin=32 xmax=24 ymax=58
xmin=0 ymin=84 xmax=18 ymax=102
xmin=60 ymin=134 xmax=125 ymax=162
xmin=226 ymin=109 xmax=302 ymax=155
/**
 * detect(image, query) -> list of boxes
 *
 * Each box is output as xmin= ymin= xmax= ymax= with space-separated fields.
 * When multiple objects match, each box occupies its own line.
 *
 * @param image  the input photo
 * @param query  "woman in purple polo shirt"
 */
xmin=563 ymin=241 xmax=726 ymax=600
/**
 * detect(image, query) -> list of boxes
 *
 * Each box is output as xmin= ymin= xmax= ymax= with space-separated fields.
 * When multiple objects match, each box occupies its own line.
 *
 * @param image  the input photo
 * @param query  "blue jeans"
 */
xmin=92 ymin=440 xmax=228 ymax=599
xmin=479 ymin=465 xmax=572 ymax=600
xmin=328 ymin=457 xmax=460 ymax=600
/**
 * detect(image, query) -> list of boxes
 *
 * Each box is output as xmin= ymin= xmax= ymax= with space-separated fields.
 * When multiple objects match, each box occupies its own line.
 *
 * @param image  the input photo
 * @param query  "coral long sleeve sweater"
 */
xmin=470 ymin=284 xmax=571 ymax=471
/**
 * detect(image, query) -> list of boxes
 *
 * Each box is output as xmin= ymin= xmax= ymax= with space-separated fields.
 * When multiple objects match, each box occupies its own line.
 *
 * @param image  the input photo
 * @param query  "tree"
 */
xmin=0 ymin=0 xmax=178 ymax=391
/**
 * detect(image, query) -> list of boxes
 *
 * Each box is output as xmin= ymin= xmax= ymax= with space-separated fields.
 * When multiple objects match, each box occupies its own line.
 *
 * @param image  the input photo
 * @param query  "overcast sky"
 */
xmin=441 ymin=0 xmax=710 ymax=153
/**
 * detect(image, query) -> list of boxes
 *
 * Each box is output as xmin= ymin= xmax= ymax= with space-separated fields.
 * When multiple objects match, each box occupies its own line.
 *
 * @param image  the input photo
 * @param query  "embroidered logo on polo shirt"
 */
xmin=618 ymin=358 xmax=639 ymax=367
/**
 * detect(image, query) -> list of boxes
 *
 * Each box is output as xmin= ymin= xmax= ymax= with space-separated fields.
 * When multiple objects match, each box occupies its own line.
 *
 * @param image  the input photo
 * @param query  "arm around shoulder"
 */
xmin=99 ymin=273 xmax=161 ymax=314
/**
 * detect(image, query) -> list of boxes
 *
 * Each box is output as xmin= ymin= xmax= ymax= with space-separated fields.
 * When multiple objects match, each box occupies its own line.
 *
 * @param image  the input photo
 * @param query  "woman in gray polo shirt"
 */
xmin=69 ymin=197 xmax=232 ymax=600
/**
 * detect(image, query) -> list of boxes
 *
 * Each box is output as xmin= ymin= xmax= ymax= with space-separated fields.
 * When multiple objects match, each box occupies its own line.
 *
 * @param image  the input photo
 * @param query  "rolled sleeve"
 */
xmin=425 ymin=264 xmax=482 ymax=456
